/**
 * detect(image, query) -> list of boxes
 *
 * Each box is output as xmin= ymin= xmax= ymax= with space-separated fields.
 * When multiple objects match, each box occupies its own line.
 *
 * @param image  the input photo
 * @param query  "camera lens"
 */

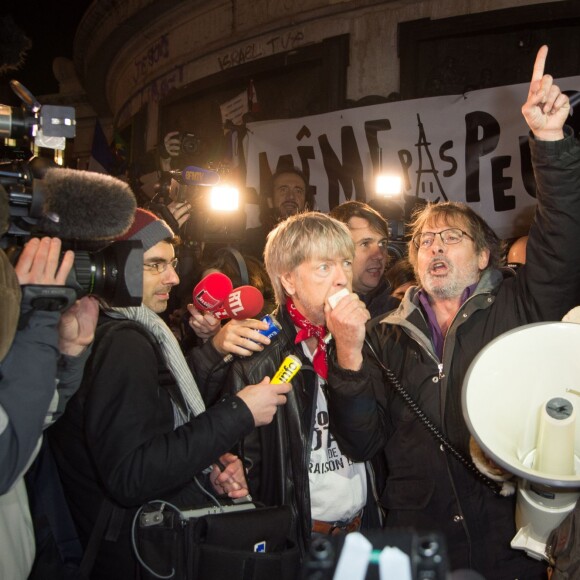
xmin=66 ymin=241 xmax=143 ymax=306
xmin=181 ymin=133 xmax=199 ymax=155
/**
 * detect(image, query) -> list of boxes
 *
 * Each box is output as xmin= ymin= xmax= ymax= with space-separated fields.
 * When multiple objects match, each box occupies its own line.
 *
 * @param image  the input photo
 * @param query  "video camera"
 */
xmin=1 ymin=81 xmax=143 ymax=308
xmin=150 ymin=160 xmax=246 ymax=247
xmin=0 ymin=80 xmax=75 ymax=151
xmin=368 ymin=198 xmax=409 ymax=263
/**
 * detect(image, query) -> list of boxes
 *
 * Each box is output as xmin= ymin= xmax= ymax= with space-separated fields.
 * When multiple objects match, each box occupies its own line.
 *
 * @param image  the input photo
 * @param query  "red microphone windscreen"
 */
xmin=225 ymin=286 xmax=264 ymax=319
xmin=192 ymin=272 xmax=233 ymax=312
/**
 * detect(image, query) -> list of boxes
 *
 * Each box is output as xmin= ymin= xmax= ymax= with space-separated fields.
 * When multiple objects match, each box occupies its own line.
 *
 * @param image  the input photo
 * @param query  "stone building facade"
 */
xmin=62 ymin=0 xmax=575 ymax=174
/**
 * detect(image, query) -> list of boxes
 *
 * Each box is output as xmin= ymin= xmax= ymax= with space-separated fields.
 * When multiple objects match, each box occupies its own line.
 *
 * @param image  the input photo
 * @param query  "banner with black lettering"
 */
xmin=245 ymin=77 xmax=580 ymax=239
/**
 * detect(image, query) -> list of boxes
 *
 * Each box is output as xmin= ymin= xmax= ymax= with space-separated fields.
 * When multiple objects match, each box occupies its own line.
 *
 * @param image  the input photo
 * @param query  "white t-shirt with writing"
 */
xmin=301 ymin=343 xmax=367 ymax=522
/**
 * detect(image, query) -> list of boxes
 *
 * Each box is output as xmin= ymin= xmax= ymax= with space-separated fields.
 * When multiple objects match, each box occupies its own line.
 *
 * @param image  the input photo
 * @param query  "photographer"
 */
xmin=0 ymin=229 xmax=99 ymax=579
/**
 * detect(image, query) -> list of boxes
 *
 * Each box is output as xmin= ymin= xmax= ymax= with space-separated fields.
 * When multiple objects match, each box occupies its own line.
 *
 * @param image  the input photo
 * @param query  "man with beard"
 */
xmin=323 ymin=45 xmax=579 ymax=579
xmin=226 ymin=212 xmax=382 ymax=559
xmin=244 ymin=167 xmax=312 ymax=259
xmin=330 ymin=201 xmax=400 ymax=318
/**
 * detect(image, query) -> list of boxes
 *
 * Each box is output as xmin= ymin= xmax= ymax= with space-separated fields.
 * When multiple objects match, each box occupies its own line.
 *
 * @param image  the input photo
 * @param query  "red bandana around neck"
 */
xmin=285 ymin=296 xmax=328 ymax=379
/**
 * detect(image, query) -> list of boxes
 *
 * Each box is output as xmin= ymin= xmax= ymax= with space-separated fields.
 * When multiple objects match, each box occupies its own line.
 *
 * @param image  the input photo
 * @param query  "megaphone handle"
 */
xmin=363 ymin=339 xmax=503 ymax=496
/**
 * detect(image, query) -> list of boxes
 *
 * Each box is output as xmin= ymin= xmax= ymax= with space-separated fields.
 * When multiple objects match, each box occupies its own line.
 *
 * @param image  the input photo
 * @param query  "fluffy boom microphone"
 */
xmin=37 ymin=168 xmax=137 ymax=240
xmin=192 ymin=272 xmax=233 ymax=313
xmin=213 ymin=286 xmax=265 ymax=320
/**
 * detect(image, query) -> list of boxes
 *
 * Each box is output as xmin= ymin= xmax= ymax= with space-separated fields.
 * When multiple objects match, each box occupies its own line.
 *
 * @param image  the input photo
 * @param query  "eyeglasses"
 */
xmin=413 ymin=228 xmax=473 ymax=249
xmin=275 ymin=185 xmax=305 ymax=196
xmin=143 ymin=258 xmax=179 ymax=274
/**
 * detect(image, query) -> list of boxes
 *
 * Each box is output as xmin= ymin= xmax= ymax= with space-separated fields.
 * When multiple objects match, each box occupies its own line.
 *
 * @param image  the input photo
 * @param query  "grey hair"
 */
xmin=264 ymin=211 xmax=355 ymax=306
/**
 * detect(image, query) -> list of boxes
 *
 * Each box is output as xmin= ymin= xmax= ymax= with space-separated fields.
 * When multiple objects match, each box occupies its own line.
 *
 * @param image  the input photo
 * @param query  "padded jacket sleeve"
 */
xmin=326 ymin=341 xmax=389 ymax=462
xmin=0 ymin=310 xmax=60 ymax=492
xmin=516 ymin=130 xmax=580 ymax=321
xmin=77 ymin=327 xmax=255 ymax=506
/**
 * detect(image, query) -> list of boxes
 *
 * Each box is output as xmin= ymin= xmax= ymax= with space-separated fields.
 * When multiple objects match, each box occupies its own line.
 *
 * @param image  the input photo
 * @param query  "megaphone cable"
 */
xmin=363 ymin=338 xmax=503 ymax=497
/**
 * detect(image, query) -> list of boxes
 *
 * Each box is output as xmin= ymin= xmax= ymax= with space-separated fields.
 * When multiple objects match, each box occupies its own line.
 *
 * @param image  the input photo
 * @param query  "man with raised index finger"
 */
xmin=324 ymin=45 xmax=580 ymax=579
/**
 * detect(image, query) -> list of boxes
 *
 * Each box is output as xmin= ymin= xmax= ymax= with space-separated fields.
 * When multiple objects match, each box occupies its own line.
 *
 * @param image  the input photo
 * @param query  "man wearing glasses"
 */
xmin=48 ymin=208 xmax=291 ymax=579
xmin=323 ymin=46 xmax=578 ymax=579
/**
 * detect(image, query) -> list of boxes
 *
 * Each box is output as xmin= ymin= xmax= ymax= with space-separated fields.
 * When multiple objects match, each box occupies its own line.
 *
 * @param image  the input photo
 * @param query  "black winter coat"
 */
xmin=226 ymin=307 xmax=383 ymax=558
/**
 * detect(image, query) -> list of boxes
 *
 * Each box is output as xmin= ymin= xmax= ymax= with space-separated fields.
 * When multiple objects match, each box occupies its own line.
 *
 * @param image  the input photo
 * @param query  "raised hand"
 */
xmin=522 ymin=45 xmax=570 ymax=141
xmin=186 ymin=303 xmax=221 ymax=340
xmin=163 ymin=131 xmax=181 ymax=157
xmin=166 ymin=200 xmax=191 ymax=228
xmin=211 ymin=318 xmax=271 ymax=357
xmin=14 ymin=237 xmax=74 ymax=286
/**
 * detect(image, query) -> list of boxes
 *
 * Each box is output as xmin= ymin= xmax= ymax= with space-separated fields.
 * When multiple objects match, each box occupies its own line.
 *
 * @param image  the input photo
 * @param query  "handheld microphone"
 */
xmin=212 ymin=286 xmax=264 ymax=320
xmin=192 ymin=272 xmax=233 ymax=313
xmin=38 ymin=168 xmax=137 ymax=240
xmin=220 ymin=313 xmax=280 ymax=366
xmin=181 ymin=166 xmax=220 ymax=186
xmin=271 ymin=355 xmax=302 ymax=384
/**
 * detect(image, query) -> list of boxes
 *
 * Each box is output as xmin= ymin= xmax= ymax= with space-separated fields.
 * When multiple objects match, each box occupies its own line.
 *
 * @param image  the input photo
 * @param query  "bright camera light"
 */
xmin=210 ymin=186 xmax=239 ymax=211
xmin=375 ymin=174 xmax=402 ymax=197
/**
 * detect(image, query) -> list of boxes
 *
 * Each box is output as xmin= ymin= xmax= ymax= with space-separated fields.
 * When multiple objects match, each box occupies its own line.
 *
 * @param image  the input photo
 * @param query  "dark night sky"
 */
xmin=0 ymin=2 xmax=92 ymax=105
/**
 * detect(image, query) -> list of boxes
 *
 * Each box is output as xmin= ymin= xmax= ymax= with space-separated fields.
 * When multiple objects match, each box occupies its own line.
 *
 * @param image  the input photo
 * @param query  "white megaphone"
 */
xmin=462 ymin=321 xmax=580 ymax=561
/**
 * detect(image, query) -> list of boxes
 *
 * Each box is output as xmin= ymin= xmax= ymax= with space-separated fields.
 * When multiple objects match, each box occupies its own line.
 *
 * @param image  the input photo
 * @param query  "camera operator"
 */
xmin=130 ymin=130 xmax=198 ymax=233
xmin=0 ymin=227 xmax=99 ymax=579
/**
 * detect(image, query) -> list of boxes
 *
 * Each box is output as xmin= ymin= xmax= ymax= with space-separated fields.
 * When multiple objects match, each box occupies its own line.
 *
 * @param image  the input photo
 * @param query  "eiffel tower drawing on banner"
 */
xmin=414 ymin=113 xmax=448 ymax=202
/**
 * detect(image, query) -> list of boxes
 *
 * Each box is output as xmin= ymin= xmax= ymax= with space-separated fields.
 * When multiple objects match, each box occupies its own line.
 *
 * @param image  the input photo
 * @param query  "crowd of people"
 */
xmin=1 ymin=45 xmax=578 ymax=580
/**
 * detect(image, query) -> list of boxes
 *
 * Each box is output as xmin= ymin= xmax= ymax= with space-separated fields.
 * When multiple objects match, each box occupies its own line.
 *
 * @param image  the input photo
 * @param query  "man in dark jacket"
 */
xmin=48 ymin=209 xmax=291 ymax=580
xmin=324 ymin=45 xmax=579 ymax=579
xmin=227 ymin=212 xmax=383 ymax=559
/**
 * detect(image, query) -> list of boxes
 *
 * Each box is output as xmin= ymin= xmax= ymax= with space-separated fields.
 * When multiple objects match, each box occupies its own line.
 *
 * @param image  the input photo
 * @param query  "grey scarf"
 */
xmin=110 ymin=306 xmax=206 ymax=423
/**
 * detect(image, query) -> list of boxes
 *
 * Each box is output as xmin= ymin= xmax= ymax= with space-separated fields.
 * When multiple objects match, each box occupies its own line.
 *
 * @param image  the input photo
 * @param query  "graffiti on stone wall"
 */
xmin=133 ymin=33 xmax=170 ymax=83
xmin=118 ymin=65 xmax=185 ymax=125
xmin=146 ymin=65 xmax=184 ymax=103
xmin=217 ymin=30 xmax=305 ymax=70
